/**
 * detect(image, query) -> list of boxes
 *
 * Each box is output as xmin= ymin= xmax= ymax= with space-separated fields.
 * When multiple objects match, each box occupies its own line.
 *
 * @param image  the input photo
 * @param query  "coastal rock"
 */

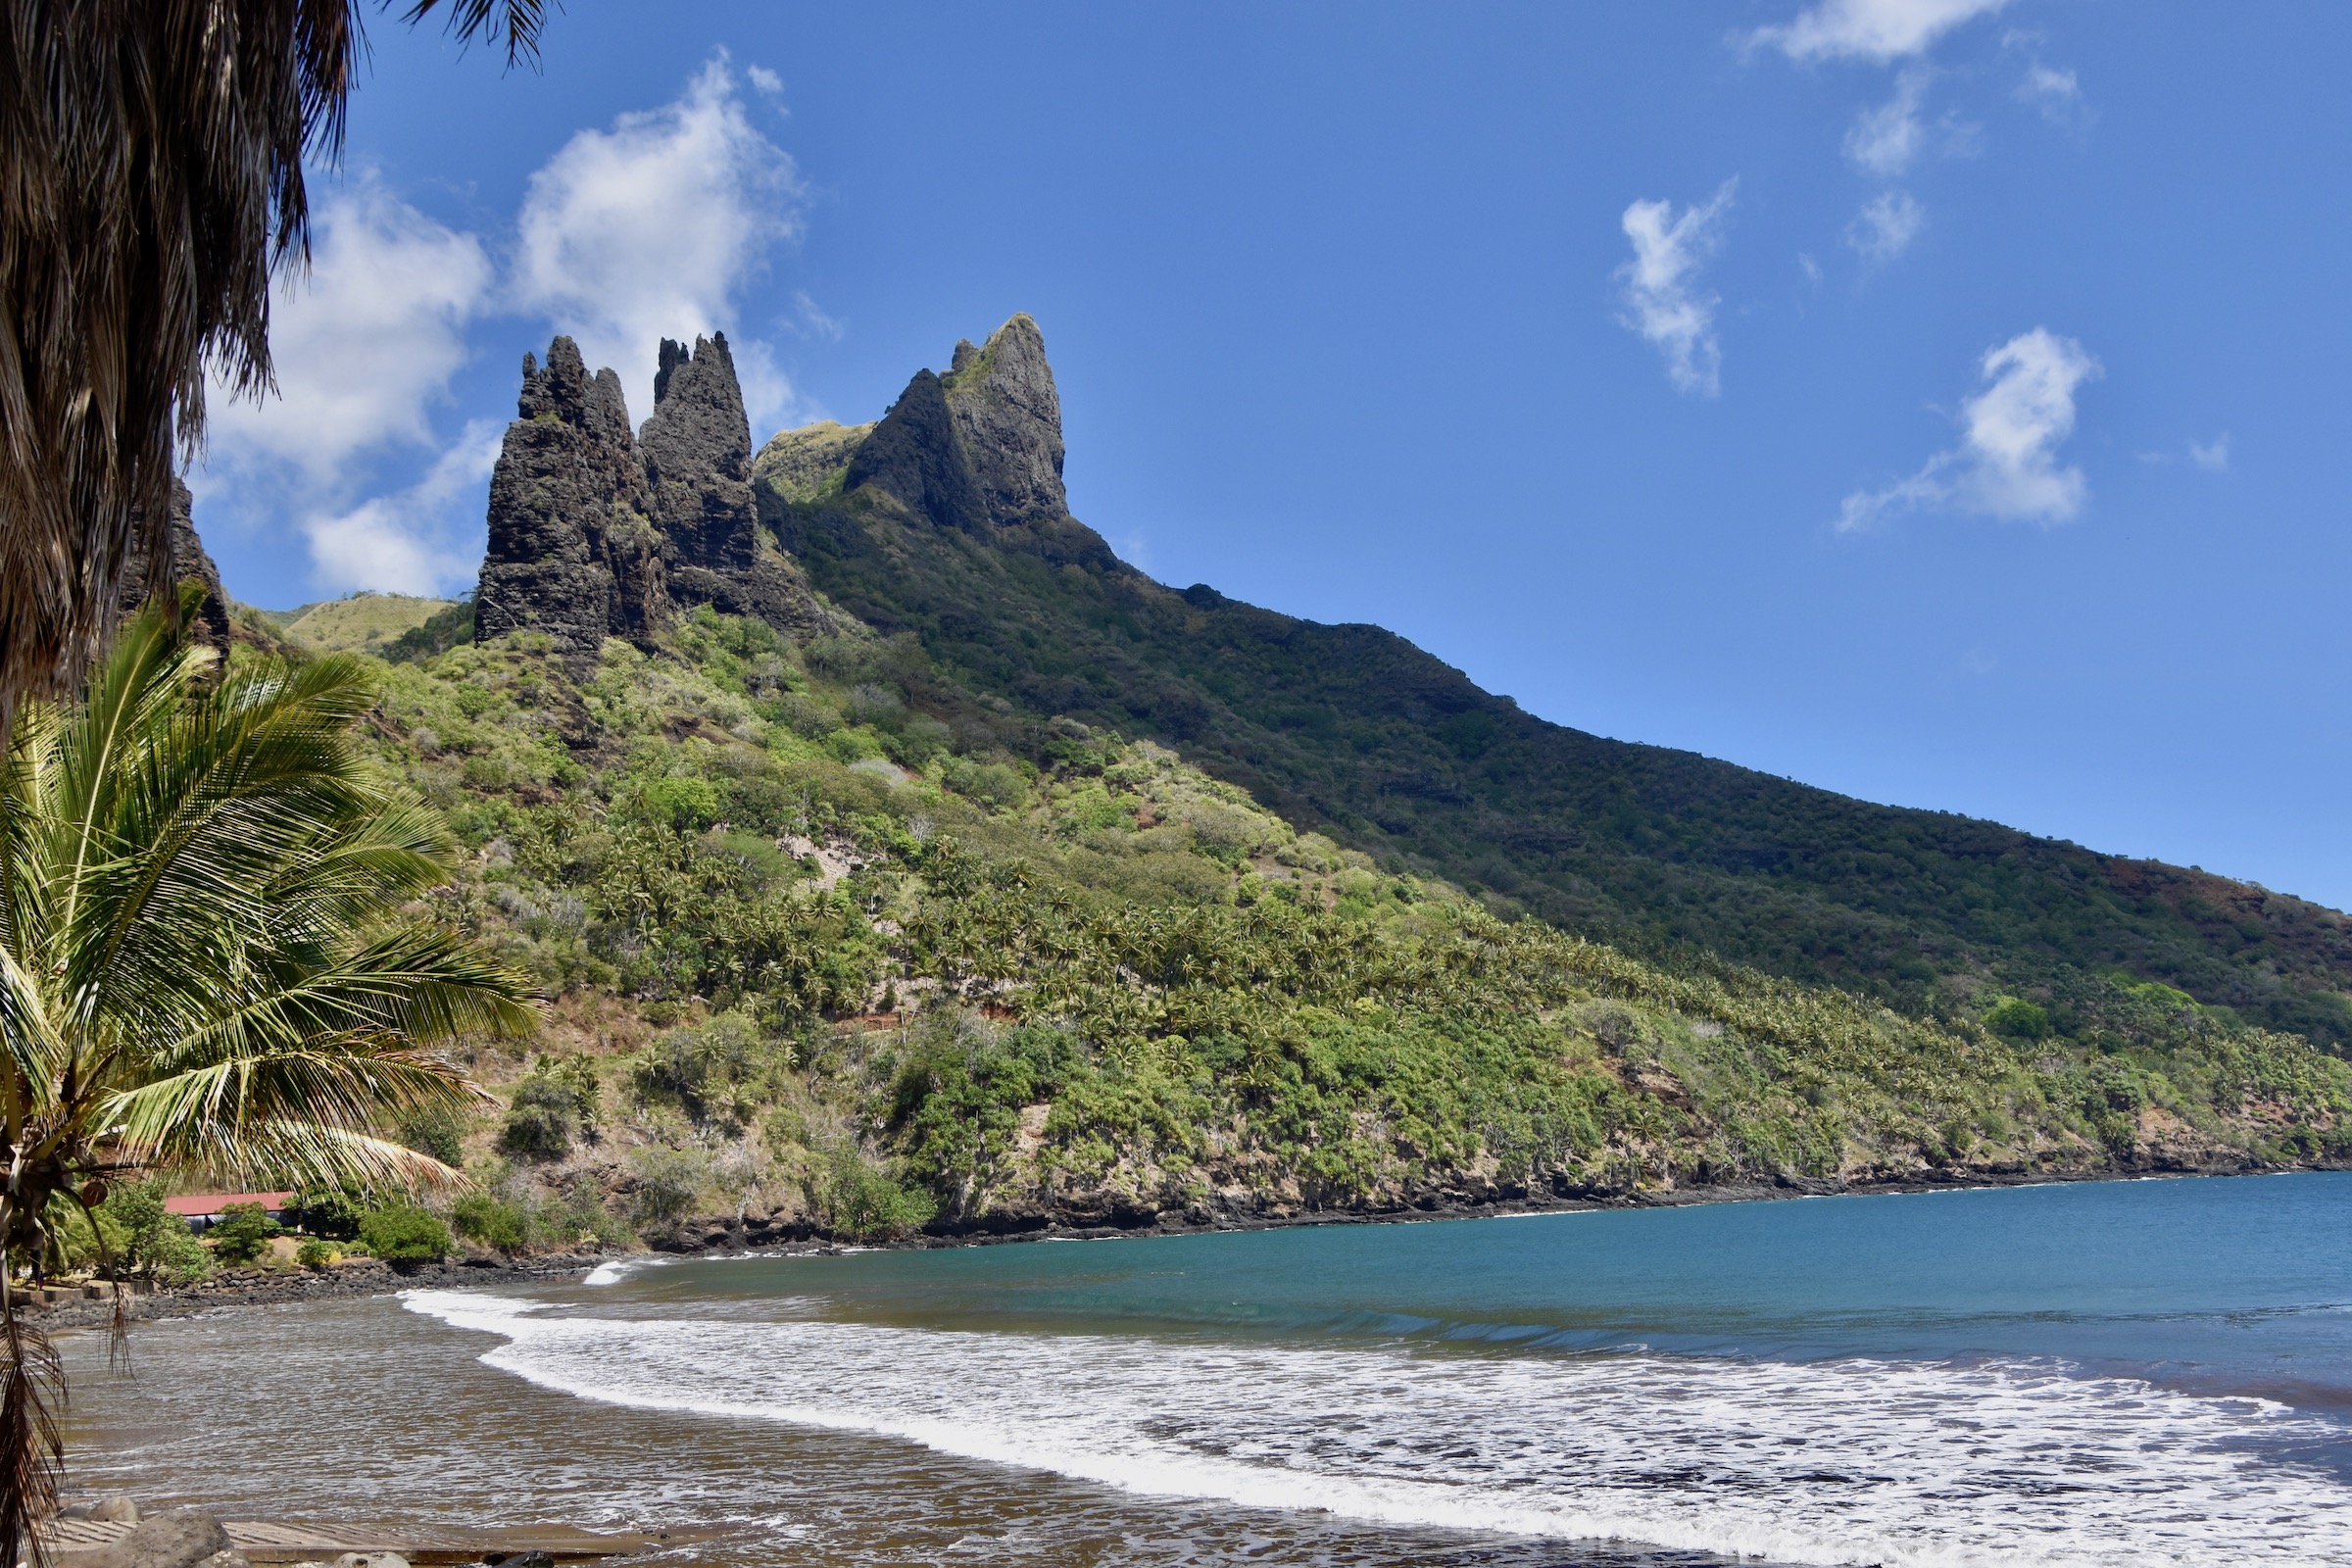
xmin=942 ymin=314 xmax=1068 ymax=524
xmin=193 ymin=1552 xmax=250 ymax=1568
xmin=473 ymin=338 xmax=667 ymax=658
xmin=89 ymin=1511 xmax=229 ymax=1568
xmin=843 ymin=370 xmax=988 ymax=532
xmin=117 ymin=478 xmax=231 ymax=653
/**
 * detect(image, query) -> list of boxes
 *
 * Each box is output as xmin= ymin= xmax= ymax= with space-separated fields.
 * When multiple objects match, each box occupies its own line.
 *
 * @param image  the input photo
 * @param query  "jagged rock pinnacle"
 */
xmin=475 ymin=335 xmax=666 ymax=656
xmin=941 ymin=314 xmax=1068 ymax=525
xmin=642 ymin=332 xmax=758 ymax=573
xmin=475 ymin=333 xmax=837 ymax=657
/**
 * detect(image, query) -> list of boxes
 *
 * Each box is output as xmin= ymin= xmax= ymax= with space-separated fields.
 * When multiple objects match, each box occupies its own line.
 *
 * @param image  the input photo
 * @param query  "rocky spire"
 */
xmin=940 ymin=314 xmax=1068 ymax=525
xmin=474 ymin=333 xmax=840 ymax=657
xmin=474 ymin=336 xmax=667 ymax=656
xmin=641 ymin=332 xmax=760 ymax=574
xmin=844 ymin=369 xmax=989 ymax=532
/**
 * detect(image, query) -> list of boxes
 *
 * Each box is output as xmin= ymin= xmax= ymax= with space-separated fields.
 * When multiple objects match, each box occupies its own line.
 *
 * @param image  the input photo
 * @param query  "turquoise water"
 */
xmin=67 ymin=1172 xmax=2352 ymax=1567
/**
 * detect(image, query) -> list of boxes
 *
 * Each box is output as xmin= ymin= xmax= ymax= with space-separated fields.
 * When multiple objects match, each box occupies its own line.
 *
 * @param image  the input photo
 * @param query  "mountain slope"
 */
xmin=751 ymin=319 xmax=2352 ymax=1046
xmin=342 ymin=614 xmax=2351 ymax=1246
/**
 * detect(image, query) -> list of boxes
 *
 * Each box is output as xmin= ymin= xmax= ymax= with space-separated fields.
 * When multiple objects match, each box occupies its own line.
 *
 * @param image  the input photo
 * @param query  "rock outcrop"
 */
xmin=643 ymin=334 xmax=760 ymax=575
xmin=942 ymin=314 xmax=1068 ymax=525
xmin=474 ymin=338 xmax=667 ymax=656
xmin=843 ymin=369 xmax=989 ymax=532
xmin=474 ymin=334 xmax=836 ymax=658
xmin=823 ymin=314 xmax=1072 ymax=533
xmin=474 ymin=314 xmax=1073 ymax=653
xmin=117 ymin=478 xmax=231 ymax=653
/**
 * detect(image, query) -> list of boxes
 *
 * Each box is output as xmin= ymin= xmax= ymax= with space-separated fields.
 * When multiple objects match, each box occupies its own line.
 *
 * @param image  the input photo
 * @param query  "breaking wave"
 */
xmin=403 ymin=1289 xmax=2352 ymax=1568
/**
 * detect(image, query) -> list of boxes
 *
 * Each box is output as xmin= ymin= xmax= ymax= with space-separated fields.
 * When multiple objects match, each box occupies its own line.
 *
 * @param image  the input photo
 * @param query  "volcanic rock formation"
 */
xmin=944 ymin=314 xmax=1068 ymax=525
xmin=474 ymin=332 xmax=835 ymax=657
xmin=834 ymin=314 xmax=1072 ymax=532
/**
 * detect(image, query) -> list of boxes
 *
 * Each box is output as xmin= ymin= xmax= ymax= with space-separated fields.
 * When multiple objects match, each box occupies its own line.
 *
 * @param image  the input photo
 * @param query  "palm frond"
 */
xmin=132 ymin=921 xmax=537 ymax=1075
xmin=401 ymin=0 xmax=557 ymax=69
xmin=0 ymin=1308 xmax=63 ymax=1568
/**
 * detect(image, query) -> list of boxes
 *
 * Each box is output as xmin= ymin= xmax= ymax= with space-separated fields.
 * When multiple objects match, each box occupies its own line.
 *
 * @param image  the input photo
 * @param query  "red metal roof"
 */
xmin=164 ymin=1192 xmax=293 ymax=1217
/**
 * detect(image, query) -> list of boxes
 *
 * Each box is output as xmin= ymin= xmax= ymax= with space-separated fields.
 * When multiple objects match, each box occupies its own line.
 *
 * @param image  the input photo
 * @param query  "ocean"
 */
xmin=59 ymin=1171 xmax=2352 ymax=1566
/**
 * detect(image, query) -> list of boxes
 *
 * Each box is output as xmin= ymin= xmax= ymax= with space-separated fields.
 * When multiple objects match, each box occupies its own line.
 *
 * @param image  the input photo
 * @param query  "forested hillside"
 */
xmin=749 ymin=319 xmax=2352 ymax=1047
xmin=306 ymin=608 xmax=2349 ymax=1250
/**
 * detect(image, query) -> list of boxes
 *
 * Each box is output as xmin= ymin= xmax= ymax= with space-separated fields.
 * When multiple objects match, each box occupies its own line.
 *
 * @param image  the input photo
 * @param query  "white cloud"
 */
xmin=1838 ymin=327 xmax=2101 ymax=530
xmin=1845 ymin=189 xmax=1926 ymax=262
xmin=1845 ymin=68 xmax=1932 ymax=174
xmin=1615 ymin=180 xmax=1738 ymax=397
xmin=514 ymin=56 xmax=803 ymax=420
xmin=747 ymin=65 xmax=783 ymax=96
xmin=1751 ymin=0 xmax=2013 ymax=63
xmin=2189 ymin=434 xmax=2231 ymax=472
xmin=206 ymin=182 xmax=491 ymax=479
xmin=301 ymin=419 xmax=504 ymax=595
xmin=790 ymin=289 xmax=846 ymax=342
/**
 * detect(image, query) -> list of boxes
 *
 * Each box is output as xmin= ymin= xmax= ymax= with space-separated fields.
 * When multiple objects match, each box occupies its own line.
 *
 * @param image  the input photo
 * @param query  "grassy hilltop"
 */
xmin=297 ymin=607 xmax=2349 ymax=1250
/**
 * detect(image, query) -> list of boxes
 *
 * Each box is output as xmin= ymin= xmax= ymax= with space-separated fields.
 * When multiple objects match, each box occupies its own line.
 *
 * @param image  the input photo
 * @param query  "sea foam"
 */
xmin=402 ymin=1289 xmax=2352 ymax=1568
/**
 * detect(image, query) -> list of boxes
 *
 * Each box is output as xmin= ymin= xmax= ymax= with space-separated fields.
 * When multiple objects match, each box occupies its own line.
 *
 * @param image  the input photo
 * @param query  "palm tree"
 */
xmin=0 ymin=597 xmax=537 ymax=1563
xmin=0 ymin=0 xmax=548 ymax=729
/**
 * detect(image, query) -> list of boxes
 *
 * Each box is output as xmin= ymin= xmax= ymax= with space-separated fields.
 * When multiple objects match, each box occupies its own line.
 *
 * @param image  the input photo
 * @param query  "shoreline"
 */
xmin=34 ymin=1158 xmax=2349 ymax=1327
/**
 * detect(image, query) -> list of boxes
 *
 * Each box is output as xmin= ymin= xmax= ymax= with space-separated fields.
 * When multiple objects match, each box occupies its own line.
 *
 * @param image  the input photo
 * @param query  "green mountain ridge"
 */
xmin=305 ymin=610 xmax=2350 ymax=1251
xmin=751 ymin=319 xmax=2351 ymax=1049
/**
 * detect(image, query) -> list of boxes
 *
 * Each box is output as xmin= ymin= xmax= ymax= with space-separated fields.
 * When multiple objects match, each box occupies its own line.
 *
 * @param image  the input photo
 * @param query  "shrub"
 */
xmin=358 ymin=1203 xmax=453 ymax=1268
xmin=99 ymin=1183 xmax=218 ymax=1283
xmin=399 ymin=1106 xmax=468 ymax=1166
xmin=294 ymin=1238 xmax=339 ymax=1269
xmin=452 ymin=1192 xmax=529 ymax=1254
xmin=817 ymin=1145 xmax=936 ymax=1242
xmin=503 ymin=1072 xmax=592 ymax=1158
xmin=1985 ymin=998 xmax=2053 ymax=1042
xmin=209 ymin=1201 xmax=281 ymax=1265
xmin=630 ymin=1148 xmax=708 ymax=1229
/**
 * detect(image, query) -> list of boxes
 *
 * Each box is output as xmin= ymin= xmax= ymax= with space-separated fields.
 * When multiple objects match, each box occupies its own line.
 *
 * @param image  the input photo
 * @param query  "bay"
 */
xmin=61 ymin=1171 xmax=2352 ymax=1567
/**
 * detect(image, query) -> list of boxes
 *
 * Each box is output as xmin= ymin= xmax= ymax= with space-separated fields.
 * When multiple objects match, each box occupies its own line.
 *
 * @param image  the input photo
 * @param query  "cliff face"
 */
xmin=943 ymin=314 xmax=1068 ymax=525
xmin=822 ymin=314 xmax=1072 ymax=532
xmin=474 ymin=332 xmax=835 ymax=656
xmin=118 ymin=477 xmax=231 ymax=653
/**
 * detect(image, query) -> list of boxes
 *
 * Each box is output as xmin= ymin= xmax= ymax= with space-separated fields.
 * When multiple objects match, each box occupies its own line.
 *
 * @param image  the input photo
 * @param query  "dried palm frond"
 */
xmin=0 ymin=0 xmax=550 ymax=732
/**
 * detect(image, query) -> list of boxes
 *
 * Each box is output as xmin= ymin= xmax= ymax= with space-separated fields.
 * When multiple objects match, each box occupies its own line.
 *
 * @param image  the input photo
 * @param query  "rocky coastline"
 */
xmin=36 ymin=1157 xmax=2341 ymax=1333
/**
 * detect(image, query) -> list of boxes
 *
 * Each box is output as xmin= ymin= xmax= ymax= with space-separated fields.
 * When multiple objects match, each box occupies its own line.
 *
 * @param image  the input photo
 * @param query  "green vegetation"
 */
xmin=358 ymin=1203 xmax=453 ymax=1267
xmin=760 ymin=479 xmax=2352 ymax=1046
xmin=303 ymin=600 xmax=2349 ymax=1248
xmin=271 ymin=590 xmax=457 ymax=654
xmin=207 ymin=1202 xmax=281 ymax=1266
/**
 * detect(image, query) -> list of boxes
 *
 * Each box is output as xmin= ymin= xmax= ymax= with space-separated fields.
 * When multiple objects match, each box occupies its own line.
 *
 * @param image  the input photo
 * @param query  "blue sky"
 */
xmin=193 ymin=1 xmax=2352 ymax=908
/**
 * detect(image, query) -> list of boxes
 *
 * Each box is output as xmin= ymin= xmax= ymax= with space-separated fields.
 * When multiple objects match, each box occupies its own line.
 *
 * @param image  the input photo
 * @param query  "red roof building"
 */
xmin=165 ymin=1193 xmax=294 ymax=1230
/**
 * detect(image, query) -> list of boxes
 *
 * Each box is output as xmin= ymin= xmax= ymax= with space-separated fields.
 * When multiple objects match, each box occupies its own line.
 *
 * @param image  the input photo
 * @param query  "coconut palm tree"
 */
xmin=0 ymin=596 xmax=537 ymax=1563
xmin=0 ymin=0 xmax=548 ymax=729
